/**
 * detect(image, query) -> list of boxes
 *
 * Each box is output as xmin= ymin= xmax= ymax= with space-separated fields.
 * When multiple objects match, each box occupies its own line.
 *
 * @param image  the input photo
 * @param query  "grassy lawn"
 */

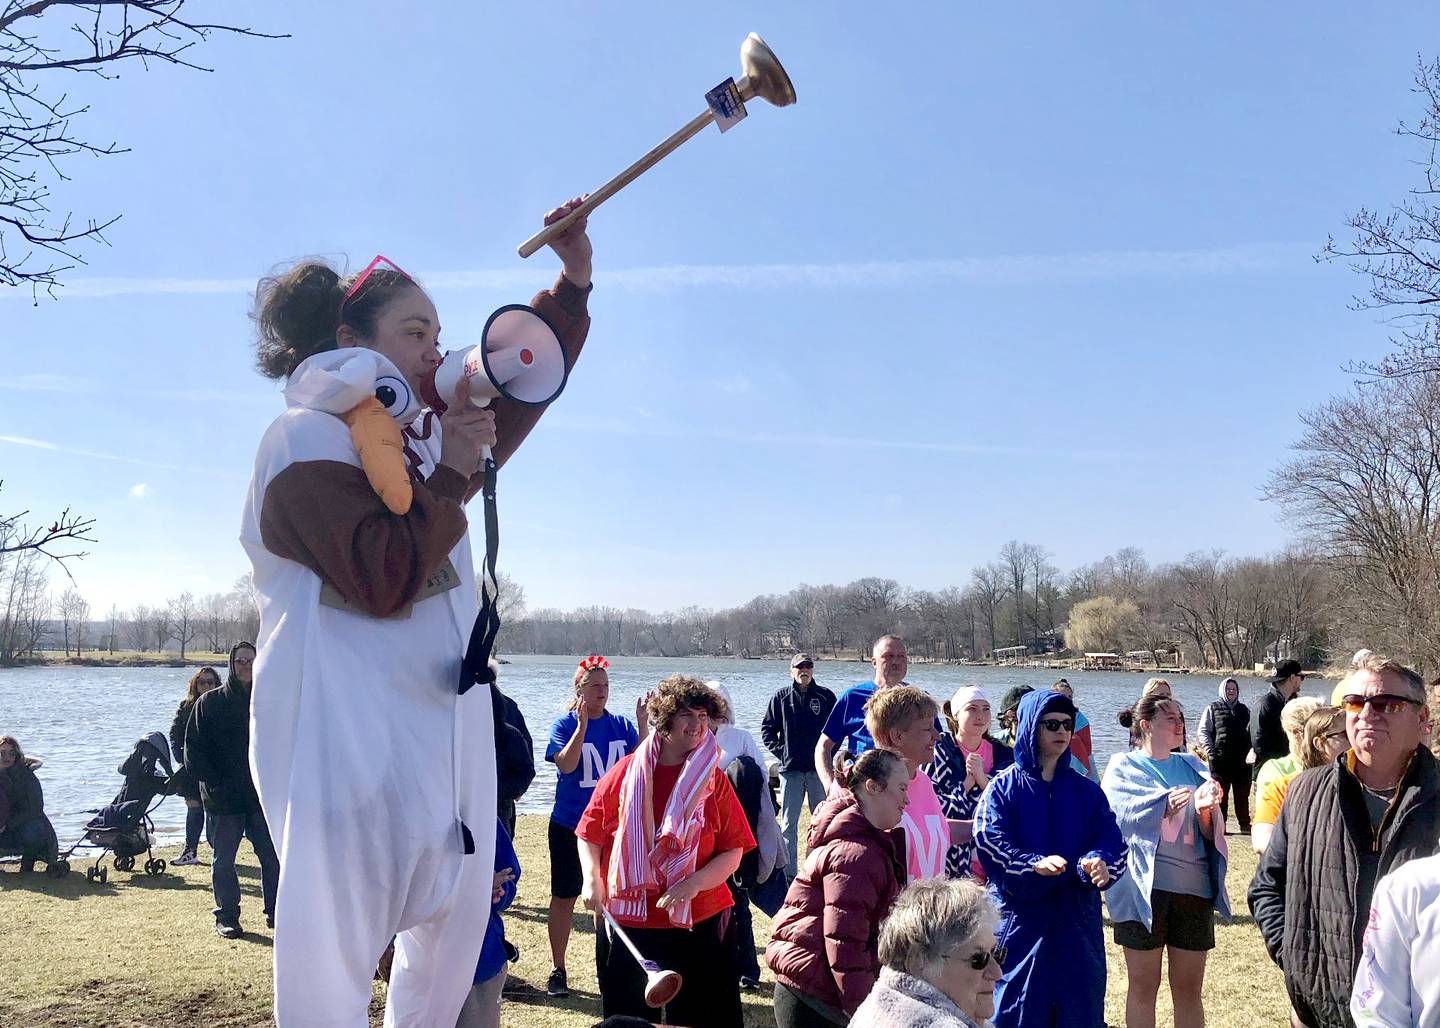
xmin=0 ymin=815 xmax=1287 ymax=1027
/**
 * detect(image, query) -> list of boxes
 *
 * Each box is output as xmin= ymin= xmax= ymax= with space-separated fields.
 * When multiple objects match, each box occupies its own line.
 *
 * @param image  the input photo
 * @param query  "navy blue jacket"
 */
xmin=974 ymin=690 xmax=1127 ymax=1028
xmin=761 ymin=681 xmax=837 ymax=773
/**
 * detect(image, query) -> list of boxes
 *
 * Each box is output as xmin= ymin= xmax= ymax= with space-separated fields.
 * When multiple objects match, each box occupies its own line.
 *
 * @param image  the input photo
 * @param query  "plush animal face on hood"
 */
xmin=1013 ymin=689 xmax=1077 ymax=776
xmin=283 ymin=349 xmax=421 ymax=425
xmin=283 ymin=349 xmax=421 ymax=516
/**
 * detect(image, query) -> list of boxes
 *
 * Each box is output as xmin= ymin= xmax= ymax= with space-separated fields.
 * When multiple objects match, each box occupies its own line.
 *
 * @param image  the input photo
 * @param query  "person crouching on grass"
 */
xmin=576 ymin=676 xmax=755 ymax=1028
xmin=1102 ymin=694 xmax=1230 ymax=1028
xmin=973 ymin=689 xmax=1126 ymax=1028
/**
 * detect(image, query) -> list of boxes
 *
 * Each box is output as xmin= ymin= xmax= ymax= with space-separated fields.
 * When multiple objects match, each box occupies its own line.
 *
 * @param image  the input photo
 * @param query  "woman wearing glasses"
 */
xmin=1103 ymin=694 xmax=1230 ymax=1028
xmin=168 ymin=665 xmax=222 ymax=866
xmin=239 ymin=202 xmax=593 ymax=1026
xmin=973 ymin=689 xmax=1126 ymax=1028
xmin=852 ymin=877 xmax=1005 ymax=1028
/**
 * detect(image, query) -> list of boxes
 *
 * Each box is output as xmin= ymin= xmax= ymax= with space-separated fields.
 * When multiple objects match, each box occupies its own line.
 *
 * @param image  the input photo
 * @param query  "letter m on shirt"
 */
xmin=581 ymin=739 xmax=630 ymax=788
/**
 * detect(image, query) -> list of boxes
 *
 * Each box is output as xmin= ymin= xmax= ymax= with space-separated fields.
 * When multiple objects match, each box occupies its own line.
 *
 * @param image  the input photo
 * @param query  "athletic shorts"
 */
xmin=1113 ymin=888 xmax=1216 ymax=952
xmin=548 ymin=818 xmax=583 ymax=899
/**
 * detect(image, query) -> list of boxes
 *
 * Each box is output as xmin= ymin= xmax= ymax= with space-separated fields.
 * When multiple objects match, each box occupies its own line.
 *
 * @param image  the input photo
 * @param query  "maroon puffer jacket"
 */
xmin=764 ymin=793 xmax=906 ymax=1015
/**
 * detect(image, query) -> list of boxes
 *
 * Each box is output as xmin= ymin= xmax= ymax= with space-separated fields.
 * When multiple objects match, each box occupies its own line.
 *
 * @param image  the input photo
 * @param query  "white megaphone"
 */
xmin=421 ymin=305 xmax=568 ymax=457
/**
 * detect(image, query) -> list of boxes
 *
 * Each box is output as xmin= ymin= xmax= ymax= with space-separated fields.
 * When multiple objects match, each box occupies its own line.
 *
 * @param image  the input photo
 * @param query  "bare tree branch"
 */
xmin=0 ymin=0 xmax=285 ymax=292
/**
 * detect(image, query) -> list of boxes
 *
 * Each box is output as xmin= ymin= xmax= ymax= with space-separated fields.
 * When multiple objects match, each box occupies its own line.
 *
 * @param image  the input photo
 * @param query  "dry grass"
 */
xmin=0 ymin=815 xmax=1286 ymax=1027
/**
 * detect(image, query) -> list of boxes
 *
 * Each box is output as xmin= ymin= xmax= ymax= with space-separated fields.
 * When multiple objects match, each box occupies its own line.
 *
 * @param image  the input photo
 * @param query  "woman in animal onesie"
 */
xmin=240 ymin=200 xmax=593 ymax=1028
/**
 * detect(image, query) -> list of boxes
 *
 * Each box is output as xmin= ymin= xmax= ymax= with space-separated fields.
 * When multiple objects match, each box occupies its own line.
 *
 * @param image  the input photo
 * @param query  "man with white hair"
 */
xmin=1250 ymin=653 xmax=1440 ymax=1028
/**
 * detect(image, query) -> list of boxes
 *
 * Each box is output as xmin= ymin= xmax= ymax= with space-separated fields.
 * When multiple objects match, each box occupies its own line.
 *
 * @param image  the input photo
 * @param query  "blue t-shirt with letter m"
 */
xmin=546 ymin=710 xmax=639 ymax=830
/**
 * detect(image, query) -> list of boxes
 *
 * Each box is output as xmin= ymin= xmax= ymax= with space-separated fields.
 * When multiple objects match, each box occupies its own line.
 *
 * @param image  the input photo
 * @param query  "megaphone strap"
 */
xmin=457 ymin=457 xmax=501 ymax=696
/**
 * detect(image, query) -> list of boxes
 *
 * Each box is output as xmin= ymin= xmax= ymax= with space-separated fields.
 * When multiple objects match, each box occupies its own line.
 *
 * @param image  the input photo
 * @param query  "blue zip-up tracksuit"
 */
xmin=974 ymin=690 xmax=1127 ymax=1028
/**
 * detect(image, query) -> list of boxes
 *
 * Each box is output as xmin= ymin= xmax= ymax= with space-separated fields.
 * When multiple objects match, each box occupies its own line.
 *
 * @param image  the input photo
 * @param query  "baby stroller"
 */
xmin=54 ymin=732 xmax=174 ymax=884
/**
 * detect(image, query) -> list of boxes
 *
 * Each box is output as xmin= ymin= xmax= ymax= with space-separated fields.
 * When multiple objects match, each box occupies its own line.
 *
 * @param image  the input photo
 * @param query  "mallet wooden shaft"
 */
xmin=516 ymin=107 xmax=718 ymax=258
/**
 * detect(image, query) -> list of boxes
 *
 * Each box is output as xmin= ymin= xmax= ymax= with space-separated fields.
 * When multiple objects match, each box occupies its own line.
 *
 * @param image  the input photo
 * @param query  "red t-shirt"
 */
xmin=576 ymin=752 xmax=756 ymax=929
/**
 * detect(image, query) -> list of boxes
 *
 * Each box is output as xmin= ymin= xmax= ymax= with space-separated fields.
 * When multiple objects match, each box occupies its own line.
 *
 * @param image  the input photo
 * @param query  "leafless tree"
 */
xmin=1 ymin=1 xmax=283 ymax=292
xmin=0 ymin=548 xmax=48 ymax=661
xmin=168 ymin=591 xmax=197 ymax=658
xmin=58 ymin=585 xmax=85 ymax=655
xmin=1000 ymin=540 xmax=1041 ymax=646
xmin=969 ymin=563 xmax=1009 ymax=656
xmin=1266 ymin=372 xmax=1440 ymax=670
xmin=127 ymin=604 xmax=151 ymax=651
xmin=0 ymin=481 xmax=95 ymax=579
xmin=106 ymin=602 xmax=119 ymax=654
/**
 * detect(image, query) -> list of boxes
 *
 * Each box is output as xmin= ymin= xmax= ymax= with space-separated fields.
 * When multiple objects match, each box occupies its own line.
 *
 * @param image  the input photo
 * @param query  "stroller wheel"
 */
xmin=86 ymin=866 xmax=96 ymax=883
xmin=116 ymin=855 xmax=135 ymax=872
xmin=153 ymin=858 xmax=167 ymax=875
xmin=145 ymin=858 xmax=162 ymax=876
xmin=99 ymin=866 xmax=109 ymax=884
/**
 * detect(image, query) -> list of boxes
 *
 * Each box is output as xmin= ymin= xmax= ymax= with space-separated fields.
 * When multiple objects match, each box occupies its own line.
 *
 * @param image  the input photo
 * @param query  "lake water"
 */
xmin=0 ymin=656 xmax=1334 ymax=846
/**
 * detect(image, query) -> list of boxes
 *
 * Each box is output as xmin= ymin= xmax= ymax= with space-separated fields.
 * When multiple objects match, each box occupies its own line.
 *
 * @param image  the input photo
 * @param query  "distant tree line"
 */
xmin=496 ymin=543 xmax=1339 ymax=672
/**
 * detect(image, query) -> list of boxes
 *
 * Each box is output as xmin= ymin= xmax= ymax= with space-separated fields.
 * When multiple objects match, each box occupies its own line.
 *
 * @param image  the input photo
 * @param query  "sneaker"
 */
xmin=503 ymin=939 xmax=520 ymax=964
xmin=266 ymin=914 xmax=275 ymax=930
xmin=739 ymin=976 xmax=762 ymax=991
xmin=215 ymin=921 xmax=244 ymax=940
xmin=172 ymin=850 xmax=199 ymax=866
xmin=546 ymin=968 xmax=569 ymax=998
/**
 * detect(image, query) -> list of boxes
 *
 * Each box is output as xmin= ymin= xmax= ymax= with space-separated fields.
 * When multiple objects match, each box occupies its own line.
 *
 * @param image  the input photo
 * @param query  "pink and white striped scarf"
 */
xmin=606 ymin=730 xmax=721 ymax=928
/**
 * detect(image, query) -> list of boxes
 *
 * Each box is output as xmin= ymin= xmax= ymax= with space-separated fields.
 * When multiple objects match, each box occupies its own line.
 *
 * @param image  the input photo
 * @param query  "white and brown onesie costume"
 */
xmin=240 ymin=276 xmax=589 ymax=1028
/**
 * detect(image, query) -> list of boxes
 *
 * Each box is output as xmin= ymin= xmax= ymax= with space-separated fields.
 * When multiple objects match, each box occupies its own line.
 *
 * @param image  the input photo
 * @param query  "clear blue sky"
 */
xmin=2 ymin=1 xmax=1434 ymax=616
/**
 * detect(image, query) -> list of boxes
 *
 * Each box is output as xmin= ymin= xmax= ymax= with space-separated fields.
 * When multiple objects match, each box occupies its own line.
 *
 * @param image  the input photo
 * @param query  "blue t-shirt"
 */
xmin=546 ymin=710 xmax=639 ymax=830
xmin=821 ymin=681 xmax=943 ymax=757
xmin=1133 ymin=753 xmax=1212 ymax=899
xmin=821 ymin=681 xmax=880 ymax=754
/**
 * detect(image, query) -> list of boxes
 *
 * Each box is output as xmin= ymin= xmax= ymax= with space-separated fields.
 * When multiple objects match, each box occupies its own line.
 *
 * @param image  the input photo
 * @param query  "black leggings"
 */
xmin=1211 ymin=759 xmax=1252 ymax=831
xmin=773 ymin=982 xmax=848 ymax=1028
xmin=595 ymin=911 xmax=741 ymax=1027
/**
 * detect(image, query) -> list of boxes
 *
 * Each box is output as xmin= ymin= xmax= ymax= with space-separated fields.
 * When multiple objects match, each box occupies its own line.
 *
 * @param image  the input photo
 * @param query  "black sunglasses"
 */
xmin=1039 ymin=718 xmax=1074 ymax=733
xmin=964 ymin=946 xmax=1007 ymax=971
xmin=795 ymin=663 xmax=814 ymax=670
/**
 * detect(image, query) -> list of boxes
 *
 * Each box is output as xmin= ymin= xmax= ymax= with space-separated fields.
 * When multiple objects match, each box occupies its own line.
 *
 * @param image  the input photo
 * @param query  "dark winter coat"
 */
xmin=765 ymin=792 xmax=905 ymax=1016
xmin=184 ymin=678 xmax=263 ymax=816
xmin=1199 ymin=688 xmax=1251 ymax=768
xmin=1252 ymin=685 xmax=1292 ymax=765
xmin=493 ymin=684 xmax=534 ymax=837
xmin=1 ymin=758 xmax=46 ymax=832
xmin=168 ymin=699 xmax=201 ymax=801
xmin=761 ymin=681 xmax=837 ymax=773
xmin=1248 ymin=747 xmax=1440 ymax=1028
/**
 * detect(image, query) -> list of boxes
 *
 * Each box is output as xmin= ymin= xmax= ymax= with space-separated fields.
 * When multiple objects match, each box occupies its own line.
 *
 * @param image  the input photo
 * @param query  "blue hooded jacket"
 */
xmin=974 ymin=690 xmax=1127 ymax=1028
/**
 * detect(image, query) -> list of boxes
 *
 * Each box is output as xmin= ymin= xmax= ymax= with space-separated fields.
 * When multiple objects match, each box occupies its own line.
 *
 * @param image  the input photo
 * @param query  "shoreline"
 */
xmin=5 ymin=652 xmax=1327 ymax=679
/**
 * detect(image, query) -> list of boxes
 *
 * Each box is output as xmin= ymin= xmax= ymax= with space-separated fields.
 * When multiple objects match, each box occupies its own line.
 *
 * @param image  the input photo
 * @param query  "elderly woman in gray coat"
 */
xmin=850 ymin=877 xmax=1003 ymax=1028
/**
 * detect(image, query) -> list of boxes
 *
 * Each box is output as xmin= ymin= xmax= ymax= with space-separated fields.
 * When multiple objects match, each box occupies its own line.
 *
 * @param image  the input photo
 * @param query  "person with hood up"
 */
xmin=1103 ymin=693 xmax=1230 ymax=1028
xmin=184 ymin=642 xmax=280 ymax=939
xmin=973 ymin=689 xmax=1127 ymax=1028
xmin=0 ymin=735 xmax=59 ymax=873
xmin=766 ymin=747 xmax=910 ymax=1028
xmin=1197 ymin=677 xmax=1252 ymax=834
